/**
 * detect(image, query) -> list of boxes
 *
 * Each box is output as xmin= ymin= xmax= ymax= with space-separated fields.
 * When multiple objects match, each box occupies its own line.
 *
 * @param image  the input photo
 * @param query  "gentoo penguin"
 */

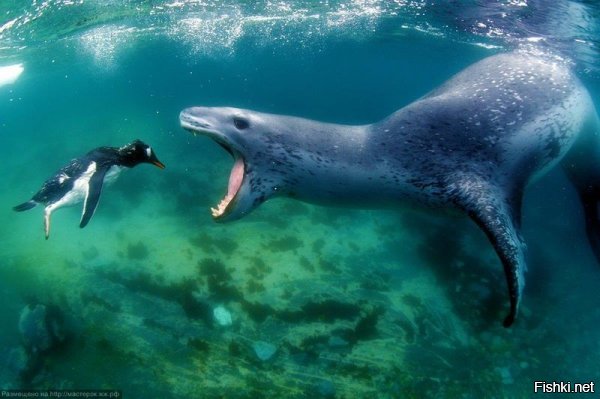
xmin=13 ymin=139 xmax=165 ymax=239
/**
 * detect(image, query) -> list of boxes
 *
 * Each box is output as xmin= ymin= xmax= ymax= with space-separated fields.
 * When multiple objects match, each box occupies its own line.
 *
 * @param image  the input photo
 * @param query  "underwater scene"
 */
xmin=1 ymin=1 xmax=600 ymax=398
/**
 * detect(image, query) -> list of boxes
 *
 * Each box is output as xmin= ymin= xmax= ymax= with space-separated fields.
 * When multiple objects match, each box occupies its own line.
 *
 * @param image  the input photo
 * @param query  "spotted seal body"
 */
xmin=180 ymin=51 xmax=600 ymax=327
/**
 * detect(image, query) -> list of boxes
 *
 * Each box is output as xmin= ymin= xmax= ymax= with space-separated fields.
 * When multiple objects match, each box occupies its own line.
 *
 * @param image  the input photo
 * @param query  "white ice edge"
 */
xmin=0 ymin=63 xmax=24 ymax=87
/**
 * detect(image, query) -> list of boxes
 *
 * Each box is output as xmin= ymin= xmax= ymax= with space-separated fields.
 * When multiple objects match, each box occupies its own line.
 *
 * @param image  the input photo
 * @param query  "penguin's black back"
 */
xmin=32 ymin=148 xmax=120 ymax=205
xmin=32 ymin=159 xmax=87 ymax=204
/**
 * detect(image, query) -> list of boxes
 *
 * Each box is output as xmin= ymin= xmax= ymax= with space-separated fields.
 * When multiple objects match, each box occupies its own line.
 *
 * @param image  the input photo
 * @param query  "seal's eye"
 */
xmin=233 ymin=117 xmax=249 ymax=130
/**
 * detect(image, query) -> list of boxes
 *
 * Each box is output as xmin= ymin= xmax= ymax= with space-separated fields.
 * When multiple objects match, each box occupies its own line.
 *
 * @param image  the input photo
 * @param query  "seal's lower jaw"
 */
xmin=211 ymin=156 xmax=244 ymax=220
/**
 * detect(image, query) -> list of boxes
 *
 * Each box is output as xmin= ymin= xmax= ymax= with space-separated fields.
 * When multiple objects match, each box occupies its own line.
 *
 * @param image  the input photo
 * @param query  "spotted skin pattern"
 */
xmin=181 ymin=51 xmax=600 ymax=327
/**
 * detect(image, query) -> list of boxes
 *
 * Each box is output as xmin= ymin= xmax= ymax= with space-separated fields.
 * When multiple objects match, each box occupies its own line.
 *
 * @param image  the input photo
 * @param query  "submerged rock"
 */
xmin=252 ymin=341 xmax=277 ymax=361
xmin=496 ymin=366 xmax=513 ymax=385
xmin=314 ymin=380 xmax=336 ymax=398
xmin=6 ymin=346 xmax=28 ymax=375
xmin=18 ymin=304 xmax=69 ymax=354
xmin=327 ymin=335 xmax=349 ymax=348
xmin=19 ymin=304 xmax=53 ymax=353
xmin=12 ymin=303 xmax=65 ymax=385
xmin=213 ymin=306 xmax=233 ymax=327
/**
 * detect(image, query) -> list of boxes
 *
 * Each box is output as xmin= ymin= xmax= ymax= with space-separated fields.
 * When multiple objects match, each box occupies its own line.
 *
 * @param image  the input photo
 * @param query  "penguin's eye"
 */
xmin=145 ymin=147 xmax=152 ymax=157
xmin=233 ymin=117 xmax=249 ymax=130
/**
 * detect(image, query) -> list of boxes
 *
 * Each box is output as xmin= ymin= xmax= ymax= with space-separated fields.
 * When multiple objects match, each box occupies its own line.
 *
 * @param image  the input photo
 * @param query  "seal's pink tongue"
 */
xmin=211 ymin=157 xmax=244 ymax=218
xmin=228 ymin=157 xmax=244 ymax=197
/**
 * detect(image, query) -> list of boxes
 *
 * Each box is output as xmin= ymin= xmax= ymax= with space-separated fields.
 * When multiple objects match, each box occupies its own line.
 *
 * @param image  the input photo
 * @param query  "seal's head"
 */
xmin=180 ymin=106 xmax=287 ymax=222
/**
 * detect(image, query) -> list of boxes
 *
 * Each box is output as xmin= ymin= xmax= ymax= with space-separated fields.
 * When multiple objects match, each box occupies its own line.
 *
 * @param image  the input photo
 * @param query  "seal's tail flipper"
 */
xmin=13 ymin=200 xmax=37 ymax=212
xmin=453 ymin=174 xmax=526 ymax=328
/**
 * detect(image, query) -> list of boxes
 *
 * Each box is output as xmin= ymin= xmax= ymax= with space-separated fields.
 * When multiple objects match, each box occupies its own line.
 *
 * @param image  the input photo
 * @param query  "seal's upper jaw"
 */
xmin=179 ymin=106 xmax=249 ymax=221
xmin=180 ymin=108 xmax=226 ymax=141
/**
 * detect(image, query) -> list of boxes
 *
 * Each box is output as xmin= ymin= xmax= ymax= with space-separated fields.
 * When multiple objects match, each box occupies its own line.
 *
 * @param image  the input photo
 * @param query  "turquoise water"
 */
xmin=1 ymin=1 xmax=600 ymax=397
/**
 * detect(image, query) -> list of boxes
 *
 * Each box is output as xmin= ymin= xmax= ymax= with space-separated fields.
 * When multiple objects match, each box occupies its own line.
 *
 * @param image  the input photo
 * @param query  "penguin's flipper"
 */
xmin=451 ymin=173 xmax=526 ymax=328
xmin=80 ymin=167 xmax=108 ymax=229
xmin=13 ymin=200 xmax=37 ymax=212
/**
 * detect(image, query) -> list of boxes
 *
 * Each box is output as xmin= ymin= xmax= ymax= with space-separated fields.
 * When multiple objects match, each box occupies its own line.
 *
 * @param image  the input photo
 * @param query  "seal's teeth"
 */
xmin=211 ymin=194 xmax=235 ymax=218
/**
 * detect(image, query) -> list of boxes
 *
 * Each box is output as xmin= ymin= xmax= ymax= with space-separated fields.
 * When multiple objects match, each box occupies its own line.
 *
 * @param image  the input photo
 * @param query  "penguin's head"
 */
xmin=119 ymin=139 xmax=165 ymax=169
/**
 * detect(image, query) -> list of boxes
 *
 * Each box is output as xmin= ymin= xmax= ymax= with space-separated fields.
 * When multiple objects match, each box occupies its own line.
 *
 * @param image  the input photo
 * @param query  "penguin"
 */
xmin=13 ymin=139 xmax=165 ymax=239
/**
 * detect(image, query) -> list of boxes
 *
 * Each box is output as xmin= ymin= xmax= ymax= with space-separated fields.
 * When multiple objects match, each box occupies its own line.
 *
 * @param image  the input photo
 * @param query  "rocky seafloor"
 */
xmin=0 ymin=165 xmax=597 ymax=399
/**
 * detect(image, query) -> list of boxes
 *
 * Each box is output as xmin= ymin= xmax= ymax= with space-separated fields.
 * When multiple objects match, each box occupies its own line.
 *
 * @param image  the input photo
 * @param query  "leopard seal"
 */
xmin=180 ymin=51 xmax=600 ymax=327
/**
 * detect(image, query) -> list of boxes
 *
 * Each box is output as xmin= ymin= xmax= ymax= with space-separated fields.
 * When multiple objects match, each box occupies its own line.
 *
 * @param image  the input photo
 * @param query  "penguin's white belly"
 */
xmin=104 ymin=165 xmax=123 ymax=186
xmin=46 ymin=162 xmax=97 ymax=213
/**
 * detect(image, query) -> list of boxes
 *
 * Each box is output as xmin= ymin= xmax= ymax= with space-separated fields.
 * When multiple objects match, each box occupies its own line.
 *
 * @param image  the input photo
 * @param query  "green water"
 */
xmin=1 ymin=1 xmax=600 ymax=398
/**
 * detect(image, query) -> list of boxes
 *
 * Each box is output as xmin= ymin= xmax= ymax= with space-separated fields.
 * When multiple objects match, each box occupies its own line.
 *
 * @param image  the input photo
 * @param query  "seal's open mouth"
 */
xmin=212 ymin=156 xmax=244 ymax=218
xmin=180 ymin=110 xmax=245 ymax=219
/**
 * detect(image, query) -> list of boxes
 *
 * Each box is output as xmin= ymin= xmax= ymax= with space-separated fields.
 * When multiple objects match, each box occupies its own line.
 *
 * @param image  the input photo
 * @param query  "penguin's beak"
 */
xmin=149 ymin=153 xmax=165 ymax=169
xmin=152 ymin=160 xmax=166 ymax=169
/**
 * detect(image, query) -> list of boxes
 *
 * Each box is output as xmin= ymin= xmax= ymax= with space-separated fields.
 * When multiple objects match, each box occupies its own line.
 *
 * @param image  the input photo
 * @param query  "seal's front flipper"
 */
xmin=453 ymin=175 xmax=526 ymax=327
xmin=80 ymin=167 xmax=108 ymax=228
